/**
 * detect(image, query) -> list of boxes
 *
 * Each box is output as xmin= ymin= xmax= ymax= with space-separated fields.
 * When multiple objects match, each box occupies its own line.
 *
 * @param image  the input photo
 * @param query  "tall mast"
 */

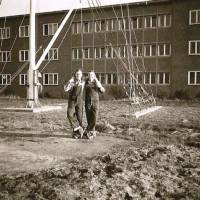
xmin=27 ymin=0 xmax=37 ymax=108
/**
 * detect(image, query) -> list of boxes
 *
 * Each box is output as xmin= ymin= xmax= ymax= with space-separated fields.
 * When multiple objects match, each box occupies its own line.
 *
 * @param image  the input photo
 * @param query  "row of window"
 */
xmin=1 ymin=71 xmax=199 ymax=86
xmin=0 ymin=9 xmax=199 ymax=39
xmin=0 ymin=23 xmax=58 ymax=39
xmin=72 ymin=43 xmax=171 ymax=59
xmin=0 ymin=48 xmax=58 ymax=62
xmin=72 ymin=14 xmax=171 ymax=34
xmin=0 ymin=40 xmax=198 ymax=63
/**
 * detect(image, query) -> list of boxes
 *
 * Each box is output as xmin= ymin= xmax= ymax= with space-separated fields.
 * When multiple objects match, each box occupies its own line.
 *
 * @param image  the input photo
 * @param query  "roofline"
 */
xmin=0 ymin=0 xmax=172 ymax=19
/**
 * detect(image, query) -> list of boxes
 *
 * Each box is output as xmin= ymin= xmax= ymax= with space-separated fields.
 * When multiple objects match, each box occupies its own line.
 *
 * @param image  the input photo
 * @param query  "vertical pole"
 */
xmin=27 ymin=0 xmax=37 ymax=108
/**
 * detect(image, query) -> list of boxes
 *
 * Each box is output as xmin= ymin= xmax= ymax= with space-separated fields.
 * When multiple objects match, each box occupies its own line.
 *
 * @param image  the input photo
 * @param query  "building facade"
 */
xmin=0 ymin=0 xmax=199 ymax=99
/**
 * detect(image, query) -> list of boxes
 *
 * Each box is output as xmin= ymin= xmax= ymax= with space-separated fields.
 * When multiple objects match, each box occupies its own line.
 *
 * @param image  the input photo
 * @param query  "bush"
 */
xmin=101 ymin=85 xmax=126 ymax=100
xmin=195 ymin=92 xmax=200 ymax=100
xmin=173 ymin=90 xmax=191 ymax=100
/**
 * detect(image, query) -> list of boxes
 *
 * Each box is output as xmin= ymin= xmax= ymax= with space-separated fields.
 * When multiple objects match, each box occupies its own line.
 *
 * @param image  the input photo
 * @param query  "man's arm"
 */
xmin=64 ymin=77 xmax=74 ymax=92
xmin=95 ymin=78 xmax=105 ymax=93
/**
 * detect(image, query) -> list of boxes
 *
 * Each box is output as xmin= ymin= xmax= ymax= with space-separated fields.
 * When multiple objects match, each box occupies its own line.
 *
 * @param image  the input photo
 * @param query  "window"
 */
xmin=0 ymin=74 xmax=11 ymax=85
xmin=189 ymin=41 xmax=200 ymax=55
xmin=189 ymin=10 xmax=200 ymax=25
xmin=19 ymin=25 xmax=30 ymax=37
xmin=118 ymin=18 xmax=129 ymax=30
xmin=19 ymin=50 xmax=29 ymax=62
xmin=43 ymin=23 xmax=58 ymax=36
xmin=188 ymin=71 xmax=200 ymax=85
xmin=94 ymin=47 xmax=105 ymax=59
xmin=72 ymin=22 xmax=81 ymax=34
xmin=157 ymin=72 xmax=170 ymax=85
xmin=144 ymin=44 xmax=156 ymax=57
xmin=144 ymin=15 xmax=157 ymax=28
xmin=135 ymin=72 xmax=143 ymax=85
xmin=97 ymin=73 xmax=106 ymax=84
xmin=95 ymin=20 xmax=105 ymax=32
xmin=0 ymin=27 xmax=10 ymax=39
xmin=131 ymin=16 xmax=143 ymax=29
xmin=158 ymin=43 xmax=171 ymax=56
xmin=43 ymin=73 xmax=58 ymax=85
xmin=144 ymin=72 xmax=156 ymax=85
xmin=0 ymin=51 xmax=11 ymax=62
xmin=119 ymin=46 xmax=128 ymax=58
xmin=72 ymin=48 xmax=82 ymax=59
xmin=83 ymin=21 xmax=93 ymax=33
xmin=158 ymin=14 xmax=171 ymax=27
xmin=83 ymin=47 xmax=92 ymax=59
xmin=132 ymin=44 xmax=142 ymax=57
xmin=44 ymin=48 xmax=58 ymax=60
xmin=106 ymin=19 xmax=118 ymax=31
xmin=106 ymin=46 xmax=113 ymax=58
xmin=19 ymin=74 xmax=28 ymax=85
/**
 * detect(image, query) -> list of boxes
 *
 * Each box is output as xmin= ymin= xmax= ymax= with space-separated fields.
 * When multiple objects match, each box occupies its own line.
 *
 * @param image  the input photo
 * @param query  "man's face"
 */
xmin=75 ymin=70 xmax=82 ymax=81
xmin=89 ymin=72 xmax=95 ymax=82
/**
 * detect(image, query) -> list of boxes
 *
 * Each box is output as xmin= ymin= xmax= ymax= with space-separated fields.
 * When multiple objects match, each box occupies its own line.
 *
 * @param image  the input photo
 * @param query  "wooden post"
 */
xmin=27 ymin=0 xmax=37 ymax=108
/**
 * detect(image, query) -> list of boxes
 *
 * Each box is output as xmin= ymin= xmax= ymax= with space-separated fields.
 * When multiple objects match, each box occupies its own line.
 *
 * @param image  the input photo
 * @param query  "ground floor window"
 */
xmin=19 ymin=74 xmax=28 ymax=85
xmin=0 ymin=74 xmax=11 ymax=85
xmin=43 ymin=73 xmax=58 ymax=85
xmin=188 ymin=71 xmax=200 ymax=85
xmin=157 ymin=72 xmax=170 ymax=85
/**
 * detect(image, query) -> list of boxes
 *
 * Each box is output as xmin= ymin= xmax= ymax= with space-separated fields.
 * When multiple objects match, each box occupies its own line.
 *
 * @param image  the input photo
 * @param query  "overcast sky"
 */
xmin=0 ymin=0 xmax=149 ymax=17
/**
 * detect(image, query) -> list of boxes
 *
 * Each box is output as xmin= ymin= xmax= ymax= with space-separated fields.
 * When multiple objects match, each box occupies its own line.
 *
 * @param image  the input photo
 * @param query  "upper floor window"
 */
xmin=83 ymin=47 xmax=93 ymax=59
xmin=158 ymin=43 xmax=171 ymax=56
xmin=144 ymin=44 xmax=156 ymax=57
xmin=118 ymin=18 xmax=129 ymax=30
xmin=188 ymin=71 xmax=200 ymax=85
xmin=158 ymin=14 xmax=171 ymax=27
xmin=44 ymin=48 xmax=58 ymax=60
xmin=43 ymin=73 xmax=58 ymax=85
xmin=43 ymin=23 xmax=58 ymax=36
xmin=106 ymin=19 xmax=118 ymax=31
xmin=72 ymin=22 xmax=81 ymax=34
xmin=189 ymin=9 xmax=200 ymax=25
xmin=189 ymin=40 xmax=200 ymax=55
xmin=0 ymin=51 xmax=11 ymax=62
xmin=131 ymin=16 xmax=143 ymax=29
xmin=132 ymin=44 xmax=142 ymax=57
xmin=83 ymin=21 xmax=93 ymax=33
xmin=19 ymin=74 xmax=28 ymax=85
xmin=95 ymin=20 xmax=106 ymax=32
xmin=19 ymin=50 xmax=29 ymax=62
xmin=0 ymin=27 xmax=10 ymax=39
xmin=94 ymin=47 xmax=105 ymax=59
xmin=0 ymin=74 xmax=11 ymax=85
xmin=72 ymin=48 xmax=82 ymax=59
xmin=144 ymin=15 xmax=157 ymax=28
xmin=19 ymin=25 xmax=30 ymax=38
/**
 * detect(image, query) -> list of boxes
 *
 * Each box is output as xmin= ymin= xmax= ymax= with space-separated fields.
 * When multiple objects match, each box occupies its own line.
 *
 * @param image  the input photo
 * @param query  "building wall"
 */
xmin=0 ymin=0 xmax=199 ymax=99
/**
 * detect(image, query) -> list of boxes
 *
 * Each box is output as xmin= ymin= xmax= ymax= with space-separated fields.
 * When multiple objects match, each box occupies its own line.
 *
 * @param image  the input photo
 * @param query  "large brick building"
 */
xmin=0 ymin=0 xmax=199 ymax=98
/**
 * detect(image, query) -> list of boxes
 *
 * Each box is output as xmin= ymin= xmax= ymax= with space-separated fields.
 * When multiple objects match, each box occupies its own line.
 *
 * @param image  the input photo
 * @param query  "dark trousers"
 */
xmin=67 ymin=100 xmax=83 ymax=129
xmin=85 ymin=102 xmax=99 ymax=132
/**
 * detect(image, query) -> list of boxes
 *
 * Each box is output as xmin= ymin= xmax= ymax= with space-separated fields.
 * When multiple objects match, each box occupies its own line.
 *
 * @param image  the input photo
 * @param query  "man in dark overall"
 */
xmin=84 ymin=71 xmax=105 ymax=139
xmin=64 ymin=69 xmax=84 ymax=138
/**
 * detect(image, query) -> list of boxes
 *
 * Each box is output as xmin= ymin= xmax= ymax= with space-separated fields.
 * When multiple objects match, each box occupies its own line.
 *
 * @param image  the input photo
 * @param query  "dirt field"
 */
xmin=0 ymin=98 xmax=200 ymax=200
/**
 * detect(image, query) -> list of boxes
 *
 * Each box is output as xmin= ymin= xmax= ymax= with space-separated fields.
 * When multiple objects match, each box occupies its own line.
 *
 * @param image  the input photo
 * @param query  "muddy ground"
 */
xmin=0 ymin=98 xmax=200 ymax=200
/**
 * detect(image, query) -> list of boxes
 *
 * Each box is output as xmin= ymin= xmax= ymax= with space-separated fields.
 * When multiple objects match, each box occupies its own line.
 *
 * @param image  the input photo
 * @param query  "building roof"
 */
xmin=0 ymin=0 xmax=172 ymax=18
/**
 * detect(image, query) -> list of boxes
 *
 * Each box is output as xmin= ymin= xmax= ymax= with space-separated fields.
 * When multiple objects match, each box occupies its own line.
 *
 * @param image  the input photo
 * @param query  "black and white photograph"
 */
xmin=0 ymin=0 xmax=200 ymax=199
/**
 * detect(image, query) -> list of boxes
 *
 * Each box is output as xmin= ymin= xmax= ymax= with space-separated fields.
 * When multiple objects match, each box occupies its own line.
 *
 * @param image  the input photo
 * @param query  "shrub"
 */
xmin=173 ymin=90 xmax=191 ymax=100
